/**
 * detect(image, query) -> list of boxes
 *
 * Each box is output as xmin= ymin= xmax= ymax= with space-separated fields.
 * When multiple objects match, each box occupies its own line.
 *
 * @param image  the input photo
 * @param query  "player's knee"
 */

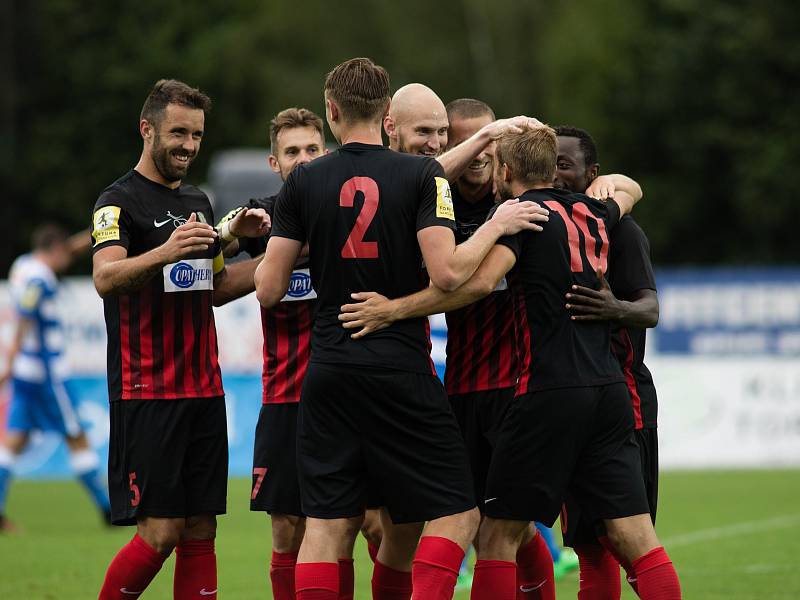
xmin=138 ymin=518 xmax=184 ymax=554
xmin=361 ymin=509 xmax=383 ymax=547
xmin=477 ymin=517 xmax=527 ymax=559
xmin=182 ymin=514 xmax=217 ymax=541
xmin=271 ymin=513 xmax=305 ymax=553
xmin=604 ymin=514 xmax=659 ymax=564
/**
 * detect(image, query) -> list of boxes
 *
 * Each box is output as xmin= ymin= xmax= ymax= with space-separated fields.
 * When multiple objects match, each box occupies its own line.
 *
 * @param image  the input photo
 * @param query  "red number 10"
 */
xmin=544 ymin=201 xmax=609 ymax=273
xmin=340 ymin=177 xmax=379 ymax=259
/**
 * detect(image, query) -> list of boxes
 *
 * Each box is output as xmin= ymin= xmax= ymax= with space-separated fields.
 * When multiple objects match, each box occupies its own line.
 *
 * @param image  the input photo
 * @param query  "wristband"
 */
xmin=219 ymin=220 xmax=240 ymax=242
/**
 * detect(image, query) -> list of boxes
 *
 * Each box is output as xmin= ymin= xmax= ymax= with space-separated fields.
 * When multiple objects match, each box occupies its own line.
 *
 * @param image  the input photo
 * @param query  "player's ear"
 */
xmin=383 ymin=115 xmax=395 ymax=138
xmin=588 ymin=163 xmax=600 ymax=182
xmin=326 ymin=97 xmax=338 ymax=123
xmin=268 ymin=154 xmax=280 ymax=174
xmin=140 ymin=119 xmax=153 ymax=142
xmin=502 ymin=163 xmax=513 ymax=183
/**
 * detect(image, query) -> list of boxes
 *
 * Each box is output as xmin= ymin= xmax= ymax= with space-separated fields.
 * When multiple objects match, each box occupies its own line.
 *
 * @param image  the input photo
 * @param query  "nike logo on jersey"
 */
xmin=199 ymin=589 xmax=218 ymax=596
xmin=519 ymin=581 xmax=546 ymax=592
xmin=154 ymin=211 xmax=188 ymax=228
xmin=484 ymin=497 xmax=498 ymax=503
xmin=120 ymin=588 xmax=143 ymax=595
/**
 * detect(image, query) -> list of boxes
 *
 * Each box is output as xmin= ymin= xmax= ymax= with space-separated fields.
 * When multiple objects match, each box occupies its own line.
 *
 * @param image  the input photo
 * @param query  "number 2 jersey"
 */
xmin=496 ymin=187 xmax=624 ymax=394
xmin=271 ymin=142 xmax=456 ymax=374
xmin=91 ymin=169 xmax=225 ymax=401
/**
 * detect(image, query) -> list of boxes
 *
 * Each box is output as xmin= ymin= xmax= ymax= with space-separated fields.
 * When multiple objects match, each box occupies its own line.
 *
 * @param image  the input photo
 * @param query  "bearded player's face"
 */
xmin=150 ymin=103 xmax=205 ymax=183
xmin=270 ymin=126 xmax=325 ymax=181
xmin=447 ymin=114 xmax=495 ymax=188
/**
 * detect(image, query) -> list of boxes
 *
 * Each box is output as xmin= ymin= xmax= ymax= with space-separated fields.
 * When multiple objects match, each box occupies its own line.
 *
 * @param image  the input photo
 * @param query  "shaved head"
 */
xmin=385 ymin=83 xmax=449 ymax=156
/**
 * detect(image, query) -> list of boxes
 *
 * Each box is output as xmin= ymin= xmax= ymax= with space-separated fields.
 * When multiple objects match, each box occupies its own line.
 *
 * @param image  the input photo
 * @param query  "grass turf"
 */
xmin=1 ymin=469 xmax=798 ymax=599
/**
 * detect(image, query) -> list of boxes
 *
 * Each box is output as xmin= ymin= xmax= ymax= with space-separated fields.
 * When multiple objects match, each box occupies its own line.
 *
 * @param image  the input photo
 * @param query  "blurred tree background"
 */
xmin=2 ymin=0 xmax=798 ymax=273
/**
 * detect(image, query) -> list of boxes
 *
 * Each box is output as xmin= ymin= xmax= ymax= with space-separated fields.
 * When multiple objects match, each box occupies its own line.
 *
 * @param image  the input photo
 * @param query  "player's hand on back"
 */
xmin=157 ymin=212 xmax=217 ymax=263
xmin=490 ymin=199 xmax=549 ymax=236
xmin=586 ymin=175 xmax=616 ymax=201
xmin=339 ymin=292 xmax=395 ymax=339
xmin=230 ymin=207 xmax=271 ymax=238
xmin=565 ymin=267 xmax=623 ymax=321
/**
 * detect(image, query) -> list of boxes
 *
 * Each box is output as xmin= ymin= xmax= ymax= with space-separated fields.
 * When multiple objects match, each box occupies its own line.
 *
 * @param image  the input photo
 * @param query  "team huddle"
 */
xmin=82 ymin=57 xmax=680 ymax=599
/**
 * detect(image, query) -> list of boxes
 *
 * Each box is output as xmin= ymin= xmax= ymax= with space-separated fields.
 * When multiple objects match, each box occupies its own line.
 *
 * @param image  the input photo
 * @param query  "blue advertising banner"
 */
xmin=653 ymin=268 xmax=800 ymax=355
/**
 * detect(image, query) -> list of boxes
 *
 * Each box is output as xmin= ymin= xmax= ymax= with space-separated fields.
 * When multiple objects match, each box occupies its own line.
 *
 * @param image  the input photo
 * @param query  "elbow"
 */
xmin=93 ymin=276 xmax=112 ymax=299
xmin=256 ymin=286 xmax=279 ymax=309
xmin=646 ymin=307 xmax=659 ymax=328
xmin=429 ymin=268 xmax=462 ymax=293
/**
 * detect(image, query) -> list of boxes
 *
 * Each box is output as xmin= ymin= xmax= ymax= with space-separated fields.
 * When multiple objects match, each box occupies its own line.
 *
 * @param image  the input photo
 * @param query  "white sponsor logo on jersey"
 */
xmin=163 ymin=259 xmax=214 ymax=292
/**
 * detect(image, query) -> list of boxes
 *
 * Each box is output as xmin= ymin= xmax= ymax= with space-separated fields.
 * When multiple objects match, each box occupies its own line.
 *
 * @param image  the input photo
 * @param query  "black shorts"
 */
xmin=449 ymin=387 xmax=515 ymax=512
xmin=250 ymin=403 xmax=303 ymax=516
xmin=108 ymin=396 xmax=228 ymax=526
xmin=298 ymin=362 xmax=475 ymax=524
xmin=562 ymin=427 xmax=659 ymax=548
xmin=484 ymin=383 xmax=649 ymax=526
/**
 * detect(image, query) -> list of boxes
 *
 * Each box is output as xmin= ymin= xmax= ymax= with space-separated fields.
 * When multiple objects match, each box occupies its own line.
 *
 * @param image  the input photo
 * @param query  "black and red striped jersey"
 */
xmin=271 ymin=143 xmax=455 ymax=375
xmin=495 ymin=188 xmax=624 ymax=395
xmin=236 ymin=195 xmax=316 ymax=404
xmin=91 ymin=169 xmax=224 ymax=401
xmin=444 ymin=187 xmax=517 ymax=394
xmin=607 ymin=216 xmax=658 ymax=429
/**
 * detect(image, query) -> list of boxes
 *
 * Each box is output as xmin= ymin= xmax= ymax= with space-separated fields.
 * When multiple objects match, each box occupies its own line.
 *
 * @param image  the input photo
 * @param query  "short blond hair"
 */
xmin=496 ymin=126 xmax=558 ymax=184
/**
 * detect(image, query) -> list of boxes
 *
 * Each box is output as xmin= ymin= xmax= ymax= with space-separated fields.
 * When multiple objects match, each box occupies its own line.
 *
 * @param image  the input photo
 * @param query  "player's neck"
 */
xmin=455 ymin=178 xmax=493 ymax=204
xmin=510 ymin=180 xmax=549 ymax=197
xmin=336 ymin=122 xmax=384 ymax=146
xmin=134 ymin=152 xmax=182 ymax=190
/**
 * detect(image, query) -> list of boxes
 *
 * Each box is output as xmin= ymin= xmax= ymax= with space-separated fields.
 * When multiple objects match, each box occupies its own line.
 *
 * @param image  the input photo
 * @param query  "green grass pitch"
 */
xmin=1 ymin=470 xmax=798 ymax=599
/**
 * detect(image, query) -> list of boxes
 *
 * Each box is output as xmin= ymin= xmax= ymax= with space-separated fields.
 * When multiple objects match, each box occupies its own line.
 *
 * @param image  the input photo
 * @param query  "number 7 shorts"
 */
xmin=108 ymin=396 xmax=229 ymax=526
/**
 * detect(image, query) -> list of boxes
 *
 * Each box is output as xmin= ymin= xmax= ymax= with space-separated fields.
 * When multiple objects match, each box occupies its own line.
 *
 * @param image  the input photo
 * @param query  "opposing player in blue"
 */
xmin=0 ymin=224 xmax=111 ymax=531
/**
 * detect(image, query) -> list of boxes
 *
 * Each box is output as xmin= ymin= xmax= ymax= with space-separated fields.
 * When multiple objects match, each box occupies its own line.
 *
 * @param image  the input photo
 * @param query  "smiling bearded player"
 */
xmin=92 ymin=79 xmax=268 ymax=600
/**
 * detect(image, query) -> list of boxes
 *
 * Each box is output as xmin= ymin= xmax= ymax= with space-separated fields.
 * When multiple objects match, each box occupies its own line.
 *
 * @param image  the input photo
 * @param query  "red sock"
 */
xmin=372 ymin=560 xmax=412 ymax=600
xmin=471 ymin=560 xmax=516 ymax=600
xmin=296 ymin=562 xmax=339 ymax=600
xmin=575 ymin=544 xmax=621 ymax=600
xmin=368 ymin=542 xmax=380 ymax=563
xmin=632 ymin=547 xmax=681 ymax=600
xmin=516 ymin=533 xmax=555 ymax=600
xmin=338 ymin=558 xmax=354 ymax=600
xmin=412 ymin=536 xmax=464 ymax=600
xmin=98 ymin=534 xmax=167 ymax=599
xmin=174 ymin=539 xmax=217 ymax=599
xmin=270 ymin=551 xmax=298 ymax=600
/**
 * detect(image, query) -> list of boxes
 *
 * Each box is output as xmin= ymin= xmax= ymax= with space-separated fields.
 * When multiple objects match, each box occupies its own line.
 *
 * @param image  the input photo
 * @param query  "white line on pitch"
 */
xmin=663 ymin=514 xmax=800 ymax=549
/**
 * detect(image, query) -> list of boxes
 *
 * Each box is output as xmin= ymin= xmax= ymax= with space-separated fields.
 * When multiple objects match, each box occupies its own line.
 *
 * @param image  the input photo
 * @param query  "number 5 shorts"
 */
xmin=108 ymin=396 xmax=228 ymax=526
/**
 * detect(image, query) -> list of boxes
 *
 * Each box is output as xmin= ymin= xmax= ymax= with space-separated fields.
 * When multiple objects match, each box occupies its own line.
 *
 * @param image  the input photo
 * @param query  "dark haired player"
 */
xmin=92 ymin=79 xmax=267 ymax=600
xmin=255 ymin=57 xmax=549 ymax=600
xmin=554 ymin=125 xmax=660 ymax=599
xmin=0 ymin=225 xmax=110 ymax=532
xmin=218 ymin=107 xmax=327 ymax=600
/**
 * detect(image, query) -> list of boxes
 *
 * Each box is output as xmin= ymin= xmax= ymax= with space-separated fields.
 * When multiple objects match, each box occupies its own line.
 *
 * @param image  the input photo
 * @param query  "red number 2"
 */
xmin=251 ymin=467 xmax=268 ymax=500
xmin=544 ymin=201 xmax=609 ymax=273
xmin=128 ymin=472 xmax=141 ymax=507
xmin=340 ymin=177 xmax=379 ymax=259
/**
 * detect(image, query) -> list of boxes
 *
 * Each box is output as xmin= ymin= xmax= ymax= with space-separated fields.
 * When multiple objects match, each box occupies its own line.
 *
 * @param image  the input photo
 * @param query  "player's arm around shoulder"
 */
xmin=340 ymin=244 xmax=517 ymax=339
